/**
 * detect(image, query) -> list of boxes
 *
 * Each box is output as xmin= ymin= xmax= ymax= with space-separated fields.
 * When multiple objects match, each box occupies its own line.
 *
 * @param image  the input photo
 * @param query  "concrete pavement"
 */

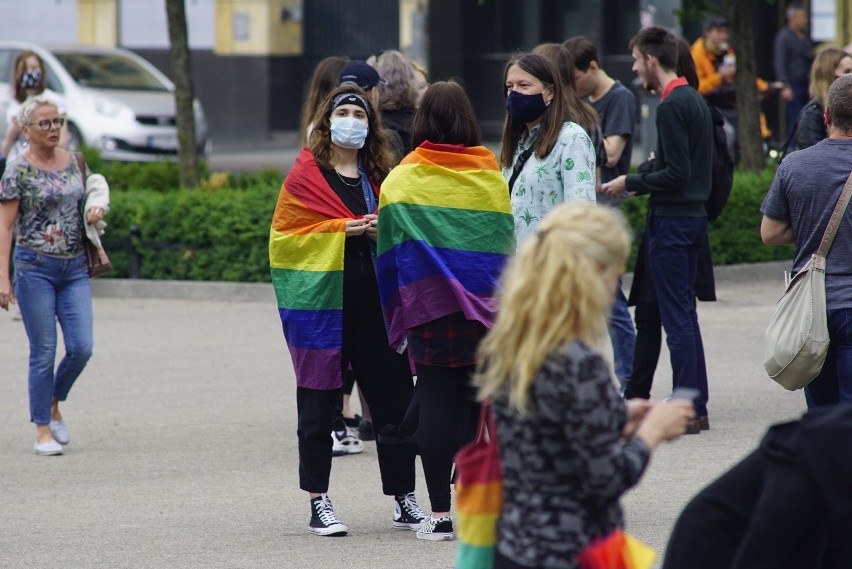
xmin=0 ymin=261 xmax=806 ymax=569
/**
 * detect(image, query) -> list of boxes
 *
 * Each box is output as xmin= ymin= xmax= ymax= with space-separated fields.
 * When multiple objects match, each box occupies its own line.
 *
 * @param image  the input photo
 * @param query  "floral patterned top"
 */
xmin=504 ymin=121 xmax=596 ymax=245
xmin=0 ymin=154 xmax=87 ymax=257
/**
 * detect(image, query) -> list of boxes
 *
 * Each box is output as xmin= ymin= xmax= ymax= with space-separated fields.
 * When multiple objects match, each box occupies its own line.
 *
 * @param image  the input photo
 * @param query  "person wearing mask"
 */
xmin=0 ymin=97 xmax=107 ymax=456
xmin=299 ymin=55 xmax=350 ymax=147
xmin=477 ymin=202 xmax=694 ymax=569
xmin=376 ymin=81 xmax=514 ymax=541
xmin=500 ymin=53 xmax=596 ymax=247
xmin=269 ymin=86 xmax=424 ymax=536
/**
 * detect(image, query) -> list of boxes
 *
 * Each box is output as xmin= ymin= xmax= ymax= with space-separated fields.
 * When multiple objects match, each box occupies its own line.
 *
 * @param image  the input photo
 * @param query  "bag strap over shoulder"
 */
xmin=507 ymin=145 xmax=535 ymax=193
xmin=74 ymin=152 xmax=87 ymax=191
xmin=817 ymin=171 xmax=852 ymax=260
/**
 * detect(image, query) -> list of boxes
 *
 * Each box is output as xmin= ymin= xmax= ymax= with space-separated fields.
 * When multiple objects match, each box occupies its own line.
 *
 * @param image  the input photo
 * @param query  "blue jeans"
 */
xmin=805 ymin=308 xmax=852 ymax=408
xmin=609 ymin=281 xmax=636 ymax=384
xmin=13 ymin=247 xmax=93 ymax=425
xmin=647 ymin=215 xmax=709 ymax=416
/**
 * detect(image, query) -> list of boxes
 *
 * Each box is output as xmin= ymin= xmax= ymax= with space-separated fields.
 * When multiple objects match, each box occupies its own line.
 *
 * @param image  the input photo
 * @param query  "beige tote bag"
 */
xmin=764 ymin=172 xmax=852 ymax=390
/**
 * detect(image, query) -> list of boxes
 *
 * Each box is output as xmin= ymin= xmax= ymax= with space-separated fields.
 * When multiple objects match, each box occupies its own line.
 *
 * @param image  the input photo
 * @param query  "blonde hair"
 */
xmin=809 ymin=48 xmax=851 ymax=104
xmin=476 ymin=202 xmax=630 ymax=414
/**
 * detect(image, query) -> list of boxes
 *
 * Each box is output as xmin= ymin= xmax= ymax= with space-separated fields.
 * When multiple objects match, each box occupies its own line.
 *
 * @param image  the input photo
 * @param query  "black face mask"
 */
xmin=505 ymin=91 xmax=549 ymax=123
xmin=21 ymin=70 xmax=41 ymax=90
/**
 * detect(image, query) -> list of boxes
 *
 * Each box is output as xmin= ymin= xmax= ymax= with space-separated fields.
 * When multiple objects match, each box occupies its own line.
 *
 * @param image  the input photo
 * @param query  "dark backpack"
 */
xmin=706 ymin=105 xmax=734 ymax=222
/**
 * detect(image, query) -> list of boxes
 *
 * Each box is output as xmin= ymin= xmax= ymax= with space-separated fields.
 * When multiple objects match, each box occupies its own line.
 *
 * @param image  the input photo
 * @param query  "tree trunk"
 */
xmin=732 ymin=0 xmax=765 ymax=172
xmin=166 ymin=0 xmax=200 ymax=188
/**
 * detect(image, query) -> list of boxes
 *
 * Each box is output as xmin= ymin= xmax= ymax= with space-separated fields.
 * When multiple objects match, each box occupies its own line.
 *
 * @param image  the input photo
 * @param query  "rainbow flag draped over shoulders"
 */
xmin=269 ymin=148 xmax=375 ymax=390
xmin=377 ymin=143 xmax=514 ymax=350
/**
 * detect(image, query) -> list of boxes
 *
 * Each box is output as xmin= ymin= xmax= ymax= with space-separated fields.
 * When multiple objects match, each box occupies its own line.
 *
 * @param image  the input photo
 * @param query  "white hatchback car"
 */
xmin=0 ymin=42 xmax=209 ymax=162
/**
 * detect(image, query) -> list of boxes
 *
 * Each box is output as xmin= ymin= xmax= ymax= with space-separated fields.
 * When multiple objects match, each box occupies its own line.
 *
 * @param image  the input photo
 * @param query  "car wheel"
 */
xmin=66 ymin=122 xmax=83 ymax=150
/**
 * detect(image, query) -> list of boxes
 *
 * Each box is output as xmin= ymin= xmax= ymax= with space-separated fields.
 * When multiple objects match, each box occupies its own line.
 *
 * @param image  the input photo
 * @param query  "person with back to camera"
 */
xmin=476 ymin=202 xmax=694 ymax=569
xmin=787 ymin=48 xmax=852 ymax=153
xmin=376 ymin=81 xmax=514 ymax=541
xmin=366 ymin=50 xmax=421 ymax=163
xmin=2 ymin=51 xmax=68 ymax=167
xmin=500 ymin=53 xmax=596 ymax=247
xmin=269 ymin=86 xmax=425 ymax=537
xmin=0 ymin=96 xmax=108 ymax=456
xmin=761 ymin=74 xmax=852 ymax=408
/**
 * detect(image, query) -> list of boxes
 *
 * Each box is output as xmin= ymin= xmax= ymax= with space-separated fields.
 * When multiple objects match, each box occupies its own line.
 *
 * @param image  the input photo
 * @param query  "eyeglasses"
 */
xmin=34 ymin=118 xmax=65 ymax=131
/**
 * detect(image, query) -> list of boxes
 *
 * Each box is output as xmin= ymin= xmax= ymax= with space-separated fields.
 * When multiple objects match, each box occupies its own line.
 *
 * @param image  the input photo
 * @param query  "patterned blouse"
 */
xmin=0 ymin=154 xmax=87 ymax=257
xmin=505 ymin=122 xmax=596 ymax=246
xmin=492 ymin=340 xmax=651 ymax=569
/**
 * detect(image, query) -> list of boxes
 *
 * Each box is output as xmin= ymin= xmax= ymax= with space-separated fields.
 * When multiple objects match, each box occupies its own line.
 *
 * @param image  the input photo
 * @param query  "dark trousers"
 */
xmin=297 ymin=249 xmax=416 ymax=495
xmin=623 ymin=298 xmax=663 ymax=400
xmin=647 ymin=215 xmax=709 ymax=416
xmin=805 ymin=308 xmax=852 ymax=408
xmin=415 ymin=363 xmax=479 ymax=512
xmin=663 ymin=448 xmax=837 ymax=568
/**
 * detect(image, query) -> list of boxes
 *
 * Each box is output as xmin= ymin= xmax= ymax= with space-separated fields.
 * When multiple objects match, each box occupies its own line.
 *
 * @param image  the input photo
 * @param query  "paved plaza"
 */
xmin=1 ymin=262 xmax=806 ymax=569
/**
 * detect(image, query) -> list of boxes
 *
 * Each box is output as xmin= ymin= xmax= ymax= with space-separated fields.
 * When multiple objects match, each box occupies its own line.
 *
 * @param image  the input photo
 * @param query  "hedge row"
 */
xmin=100 ymin=166 xmax=794 ymax=281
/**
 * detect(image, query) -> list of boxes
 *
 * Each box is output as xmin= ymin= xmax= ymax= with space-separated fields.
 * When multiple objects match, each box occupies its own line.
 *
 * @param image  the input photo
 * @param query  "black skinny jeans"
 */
xmin=297 ymin=240 xmax=416 ymax=495
xmin=414 ymin=363 xmax=479 ymax=513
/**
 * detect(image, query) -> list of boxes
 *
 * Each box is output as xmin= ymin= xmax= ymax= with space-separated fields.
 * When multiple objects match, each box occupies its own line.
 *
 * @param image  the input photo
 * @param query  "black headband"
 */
xmin=331 ymin=93 xmax=371 ymax=117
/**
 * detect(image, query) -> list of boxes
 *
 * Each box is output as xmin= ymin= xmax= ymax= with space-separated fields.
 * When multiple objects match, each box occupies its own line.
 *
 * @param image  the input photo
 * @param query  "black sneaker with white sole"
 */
xmin=308 ymin=494 xmax=349 ymax=536
xmin=392 ymin=492 xmax=427 ymax=530
xmin=416 ymin=515 xmax=454 ymax=541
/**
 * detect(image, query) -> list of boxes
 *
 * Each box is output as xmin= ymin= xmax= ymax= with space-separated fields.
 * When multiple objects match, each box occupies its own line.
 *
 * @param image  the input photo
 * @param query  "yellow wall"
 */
xmin=78 ymin=0 xmax=117 ymax=47
xmin=215 ymin=0 xmax=302 ymax=55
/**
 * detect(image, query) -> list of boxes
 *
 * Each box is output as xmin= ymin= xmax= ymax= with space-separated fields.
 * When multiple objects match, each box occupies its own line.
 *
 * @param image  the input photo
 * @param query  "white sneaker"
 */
xmin=33 ymin=439 xmax=64 ymax=456
xmin=331 ymin=428 xmax=364 ymax=456
xmin=49 ymin=419 xmax=70 ymax=445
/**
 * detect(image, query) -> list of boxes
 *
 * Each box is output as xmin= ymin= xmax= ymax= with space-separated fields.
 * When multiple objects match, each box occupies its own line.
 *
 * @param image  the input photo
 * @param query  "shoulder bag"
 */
xmin=75 ymin=153 xmax=113 ymax=278
xmin=454 ymin=402 xmax=502 ymax=569
xmin=763 ymin=171 xmax=852 ymax=390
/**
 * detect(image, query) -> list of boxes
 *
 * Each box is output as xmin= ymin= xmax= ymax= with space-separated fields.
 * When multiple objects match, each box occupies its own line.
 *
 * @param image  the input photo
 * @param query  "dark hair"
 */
xmin=532 ymin=43 xmax=599 ymax=138
xmin=411 ymin=81 xmax=481 ymax=148
xmin=13 ymin=50 xmax=46 ymax=103
xmin=628 ymin=27 xmax=678 ymax=72
xmin=705 ymin=17 xmax=728 ymax=31
xmin=675 ymin=37 xmax=699 ymax=90
xmin=309 ymin=85 xmax=395 ymax=184
xmin=562 ymin=37 xmax=599 ymax=72
xmin=827 ymin=74 xmax=852 ymax=132
xmin=299 ymin=56 xmax=350 ymax=146
xmin=499 ymin=53 xmax=573 ymax=169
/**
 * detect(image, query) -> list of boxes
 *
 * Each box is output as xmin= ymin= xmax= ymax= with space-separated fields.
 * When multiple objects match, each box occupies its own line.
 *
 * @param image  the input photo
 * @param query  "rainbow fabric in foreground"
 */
xmin=269 ymin=148 xmax=374 ymax=390
xmin=376 ymin=143 xmax=514 ymax=350
xmin=577 ymin=529 xmax=656 ymax=569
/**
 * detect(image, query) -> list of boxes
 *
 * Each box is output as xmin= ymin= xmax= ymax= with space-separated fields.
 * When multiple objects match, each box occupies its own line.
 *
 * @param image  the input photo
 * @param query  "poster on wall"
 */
xmin=0 ymin=0 xmax=77 ymax=44
xmin=121 ymin=0 xmax=215 ymax=49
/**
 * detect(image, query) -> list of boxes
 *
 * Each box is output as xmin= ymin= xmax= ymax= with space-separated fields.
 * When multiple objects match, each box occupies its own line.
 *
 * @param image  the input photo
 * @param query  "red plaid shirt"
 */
xmin=407 ymin=311 xmax=487 ymax=367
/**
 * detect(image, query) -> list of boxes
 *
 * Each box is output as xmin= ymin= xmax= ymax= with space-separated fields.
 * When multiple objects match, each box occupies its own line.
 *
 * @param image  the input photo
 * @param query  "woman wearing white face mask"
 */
xmin=269 ymin=86 xmax=425 ymax=537
xmin=500 ymin=53 xmax=596 ymax=246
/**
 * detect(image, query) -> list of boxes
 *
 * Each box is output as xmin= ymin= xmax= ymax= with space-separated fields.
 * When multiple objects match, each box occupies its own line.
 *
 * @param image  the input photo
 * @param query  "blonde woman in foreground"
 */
xmin=477 ymin=202 xmax=695 ymax=569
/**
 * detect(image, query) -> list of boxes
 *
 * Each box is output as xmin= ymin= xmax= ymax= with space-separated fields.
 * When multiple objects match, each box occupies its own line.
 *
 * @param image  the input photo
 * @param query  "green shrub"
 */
xmin=96 ymin=162 xmax=793 ymax=282
xmin=620 ymin=166 xmax=795 ymax=270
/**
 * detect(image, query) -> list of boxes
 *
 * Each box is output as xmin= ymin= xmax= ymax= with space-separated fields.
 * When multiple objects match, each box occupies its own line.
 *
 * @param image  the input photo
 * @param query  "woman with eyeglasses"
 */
xmin=0 ymin=97 xmax=107 ymax=456
xmin=269 ymin=86 xmax=424 ymax=537
xmin=2 ymin=50 xmax=68 ymax=168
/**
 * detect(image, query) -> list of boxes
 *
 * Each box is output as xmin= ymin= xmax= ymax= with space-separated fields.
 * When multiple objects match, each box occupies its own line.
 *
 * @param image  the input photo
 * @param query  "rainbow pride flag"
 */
xmin=269 ymin=149 xmax=376 ymax=389
xmin=578 ymin=530 xmax=656 ymax=569
xmin=376 ymin=143 xmax=514 ymax=350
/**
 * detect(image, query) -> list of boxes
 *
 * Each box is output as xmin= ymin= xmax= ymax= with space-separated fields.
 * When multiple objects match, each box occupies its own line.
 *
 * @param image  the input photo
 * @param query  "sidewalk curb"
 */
xmin=90 ymin=261 xmax=791 ymax=302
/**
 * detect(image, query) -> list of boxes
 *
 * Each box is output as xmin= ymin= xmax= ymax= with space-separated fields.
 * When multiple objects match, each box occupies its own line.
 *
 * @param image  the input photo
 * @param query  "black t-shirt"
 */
xmin=320 ymin=168 xmax=368 ymax=216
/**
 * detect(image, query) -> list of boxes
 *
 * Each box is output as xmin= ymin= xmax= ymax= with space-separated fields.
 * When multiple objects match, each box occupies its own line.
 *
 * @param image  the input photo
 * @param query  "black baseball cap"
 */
xmin=338 ymin=61 xmax=388 ymax=89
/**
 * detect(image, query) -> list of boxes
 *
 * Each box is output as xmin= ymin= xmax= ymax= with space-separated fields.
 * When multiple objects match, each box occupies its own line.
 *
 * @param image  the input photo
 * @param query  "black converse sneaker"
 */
xmin=392 ymin=492 xmax=427 ymax=530
xmin=415 ymin=515 xmax=454 ymax=541
xmin=308 ymin=494 xmax=349 ymax=536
